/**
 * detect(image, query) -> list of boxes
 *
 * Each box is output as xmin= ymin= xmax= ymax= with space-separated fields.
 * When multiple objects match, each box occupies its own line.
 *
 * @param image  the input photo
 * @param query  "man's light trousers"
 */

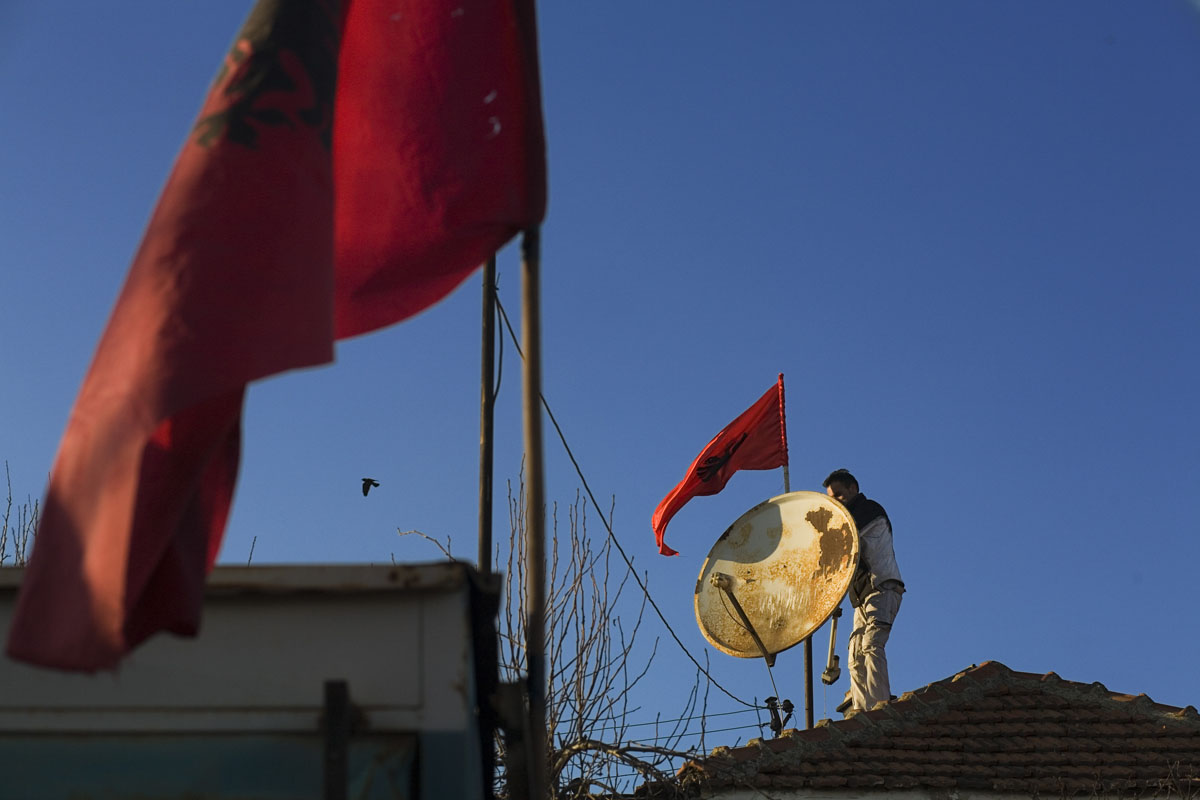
xmin=847 ymin=585 xmax=903 ymax=713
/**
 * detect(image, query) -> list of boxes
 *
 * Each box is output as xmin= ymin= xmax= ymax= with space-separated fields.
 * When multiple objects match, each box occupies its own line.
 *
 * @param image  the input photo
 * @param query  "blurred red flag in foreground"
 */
xmin=652 ymin=375 xmax=788 ymax=557
xmin=7 ymin=0 xmax=545 ymax=671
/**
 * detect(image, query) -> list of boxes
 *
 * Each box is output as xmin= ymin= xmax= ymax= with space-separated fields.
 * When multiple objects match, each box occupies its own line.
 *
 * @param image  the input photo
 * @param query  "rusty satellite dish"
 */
xmin=694 ymin=491 xmax=858 ymax=661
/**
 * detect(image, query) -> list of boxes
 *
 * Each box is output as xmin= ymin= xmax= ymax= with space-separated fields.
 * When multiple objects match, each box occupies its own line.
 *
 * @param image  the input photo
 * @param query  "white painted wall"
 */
xmin=0 ymin=563 xmax=479 ymax=734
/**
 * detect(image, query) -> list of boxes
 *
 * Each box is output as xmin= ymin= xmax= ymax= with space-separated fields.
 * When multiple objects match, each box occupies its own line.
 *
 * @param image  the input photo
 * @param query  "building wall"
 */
xmin=0 ymin=563 xmax=493 ymax=800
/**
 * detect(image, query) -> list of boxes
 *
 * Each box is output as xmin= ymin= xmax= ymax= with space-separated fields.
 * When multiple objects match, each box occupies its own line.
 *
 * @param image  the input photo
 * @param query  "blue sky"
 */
xmin=2 ymin=0 xmax=1199 ymax=751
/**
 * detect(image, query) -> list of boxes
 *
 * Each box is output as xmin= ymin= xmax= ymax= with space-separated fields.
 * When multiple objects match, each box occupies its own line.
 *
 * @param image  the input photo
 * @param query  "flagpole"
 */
xmin=520 ymin=228 xmax=548 ymax=799
xmin=478 ymin=256 xmax=497 ymax=573
xmin=782 ymin=466 xmax=814 ymax=729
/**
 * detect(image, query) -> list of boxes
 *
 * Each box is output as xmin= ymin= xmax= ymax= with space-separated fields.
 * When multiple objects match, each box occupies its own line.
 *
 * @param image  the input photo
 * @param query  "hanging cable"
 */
xmin=557 ymin=706 xmax=757 ymax=733
xmin=492 ymin=276 xmax=504 ymax=401
xmin=494 ymin=294 xmax=760 ymax=710
xmin=621 ymin=720 xmax=767 ymax=746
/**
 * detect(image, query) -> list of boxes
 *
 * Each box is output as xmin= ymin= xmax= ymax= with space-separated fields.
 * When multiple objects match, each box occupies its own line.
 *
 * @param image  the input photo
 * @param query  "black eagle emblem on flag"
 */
xmin=696 ymin=432 xmax=747 ymax=482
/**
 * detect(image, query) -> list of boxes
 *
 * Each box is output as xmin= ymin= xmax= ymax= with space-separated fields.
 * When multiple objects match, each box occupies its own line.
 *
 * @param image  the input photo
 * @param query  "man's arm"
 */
xmin=859 ymin=516 xmax=903 ymax=589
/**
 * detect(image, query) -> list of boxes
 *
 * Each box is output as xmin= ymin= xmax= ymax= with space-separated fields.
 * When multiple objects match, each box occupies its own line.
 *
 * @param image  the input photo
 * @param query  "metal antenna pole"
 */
xmin=520 ymin=229 xmax=547 ymax=799
xmin=478 ymin=257 xmax=497 ymax=574
xmin=804 ymin=640 xmax=814 ymax=727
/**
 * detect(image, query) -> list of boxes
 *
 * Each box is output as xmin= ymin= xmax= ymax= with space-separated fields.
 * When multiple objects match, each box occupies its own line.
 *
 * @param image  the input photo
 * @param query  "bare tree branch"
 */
xmin=2 ymin=462 xmax=39 ymax=567
xmin=493 ymin=470 xmax=706 ymax=800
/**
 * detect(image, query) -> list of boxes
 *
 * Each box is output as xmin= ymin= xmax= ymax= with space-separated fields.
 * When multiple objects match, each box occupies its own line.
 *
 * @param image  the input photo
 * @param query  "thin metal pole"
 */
xmin=478 ymin=257 xmax=497 ymax=574
xmin=804 ymin=641 xmax=814 ymax=727
xmin=783 ymin=468 xmax=814 ymax=729
xmin=520 ymin=228 xmax=547 ymax=799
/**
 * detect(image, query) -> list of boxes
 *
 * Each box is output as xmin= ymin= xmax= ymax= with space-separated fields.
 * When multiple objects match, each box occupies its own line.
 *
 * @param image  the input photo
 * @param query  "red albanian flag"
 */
xmin=652 ymin=375 xmax=788 ymax=556
xmin=335 ymin=0 xmax=546 ymax=336
xmin=7 ymin=0 xmax=546 ymax=672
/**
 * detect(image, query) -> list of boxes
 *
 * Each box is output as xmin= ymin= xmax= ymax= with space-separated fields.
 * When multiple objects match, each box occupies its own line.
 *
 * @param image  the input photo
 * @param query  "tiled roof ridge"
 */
xmin=983 ymin=661 xmax=1200 ymax=725
xmin=1012 ymin=665 xmax=1200 ymax=723
xmin=889 ymin=661 xmax=1200 ymax=730
xmin=663 ymin=662 xmax=1200 ymax=797
xmin=684 ymin=661 xmax=1200 ymax=774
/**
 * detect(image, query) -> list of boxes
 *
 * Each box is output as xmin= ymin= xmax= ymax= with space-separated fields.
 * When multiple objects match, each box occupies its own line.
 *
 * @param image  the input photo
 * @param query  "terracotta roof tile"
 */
xmin=762 ymin=736 xmax=797 ymax=754
xmin=667 ymin=662 xmax=1200 ymax=797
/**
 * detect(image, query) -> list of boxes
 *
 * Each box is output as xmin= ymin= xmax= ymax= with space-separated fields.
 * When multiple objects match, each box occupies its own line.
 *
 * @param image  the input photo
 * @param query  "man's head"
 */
xmin=823 ymin=468 xmax=860 ymax=505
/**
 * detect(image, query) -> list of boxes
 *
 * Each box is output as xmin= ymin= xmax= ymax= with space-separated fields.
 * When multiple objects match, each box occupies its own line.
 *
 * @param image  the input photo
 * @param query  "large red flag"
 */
xmin=652 ymin=376 xmax=788 ymax=557
xmin=7 ymin=0 xmax=546 ymax=672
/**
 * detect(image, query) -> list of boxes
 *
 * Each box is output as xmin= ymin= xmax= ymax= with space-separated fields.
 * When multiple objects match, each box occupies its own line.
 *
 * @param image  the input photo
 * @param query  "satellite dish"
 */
xmin=694 ymin=491 xmax=858 ymax=661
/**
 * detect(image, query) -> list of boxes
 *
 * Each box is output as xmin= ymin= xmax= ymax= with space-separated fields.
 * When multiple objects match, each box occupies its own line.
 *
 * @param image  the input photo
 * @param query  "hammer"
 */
xmin=821 ymin=605 xmax=843 ymax=685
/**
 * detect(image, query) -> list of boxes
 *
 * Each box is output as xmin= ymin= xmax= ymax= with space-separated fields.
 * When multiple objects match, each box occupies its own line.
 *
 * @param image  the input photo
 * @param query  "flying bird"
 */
xmin=362 ymin=478 xmax=380 ymax=497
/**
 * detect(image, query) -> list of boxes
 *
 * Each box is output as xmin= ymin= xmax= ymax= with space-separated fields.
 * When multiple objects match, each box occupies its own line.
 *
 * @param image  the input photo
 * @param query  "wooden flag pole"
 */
xmin=478 ymin=257 xmax=497 ymax=574
xmin=520 ymin=228 xmax=548 ymax=799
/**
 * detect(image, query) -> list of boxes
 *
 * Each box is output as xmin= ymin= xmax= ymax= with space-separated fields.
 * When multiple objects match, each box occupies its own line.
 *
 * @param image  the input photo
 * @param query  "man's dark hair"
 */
xmin=823 ymin=468 xmax=858 ymax=490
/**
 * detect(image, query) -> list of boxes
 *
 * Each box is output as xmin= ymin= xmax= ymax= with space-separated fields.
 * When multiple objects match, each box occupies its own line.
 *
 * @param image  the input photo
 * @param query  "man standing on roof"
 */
xmin=823 ymin=468 xmax=905 ymax=716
